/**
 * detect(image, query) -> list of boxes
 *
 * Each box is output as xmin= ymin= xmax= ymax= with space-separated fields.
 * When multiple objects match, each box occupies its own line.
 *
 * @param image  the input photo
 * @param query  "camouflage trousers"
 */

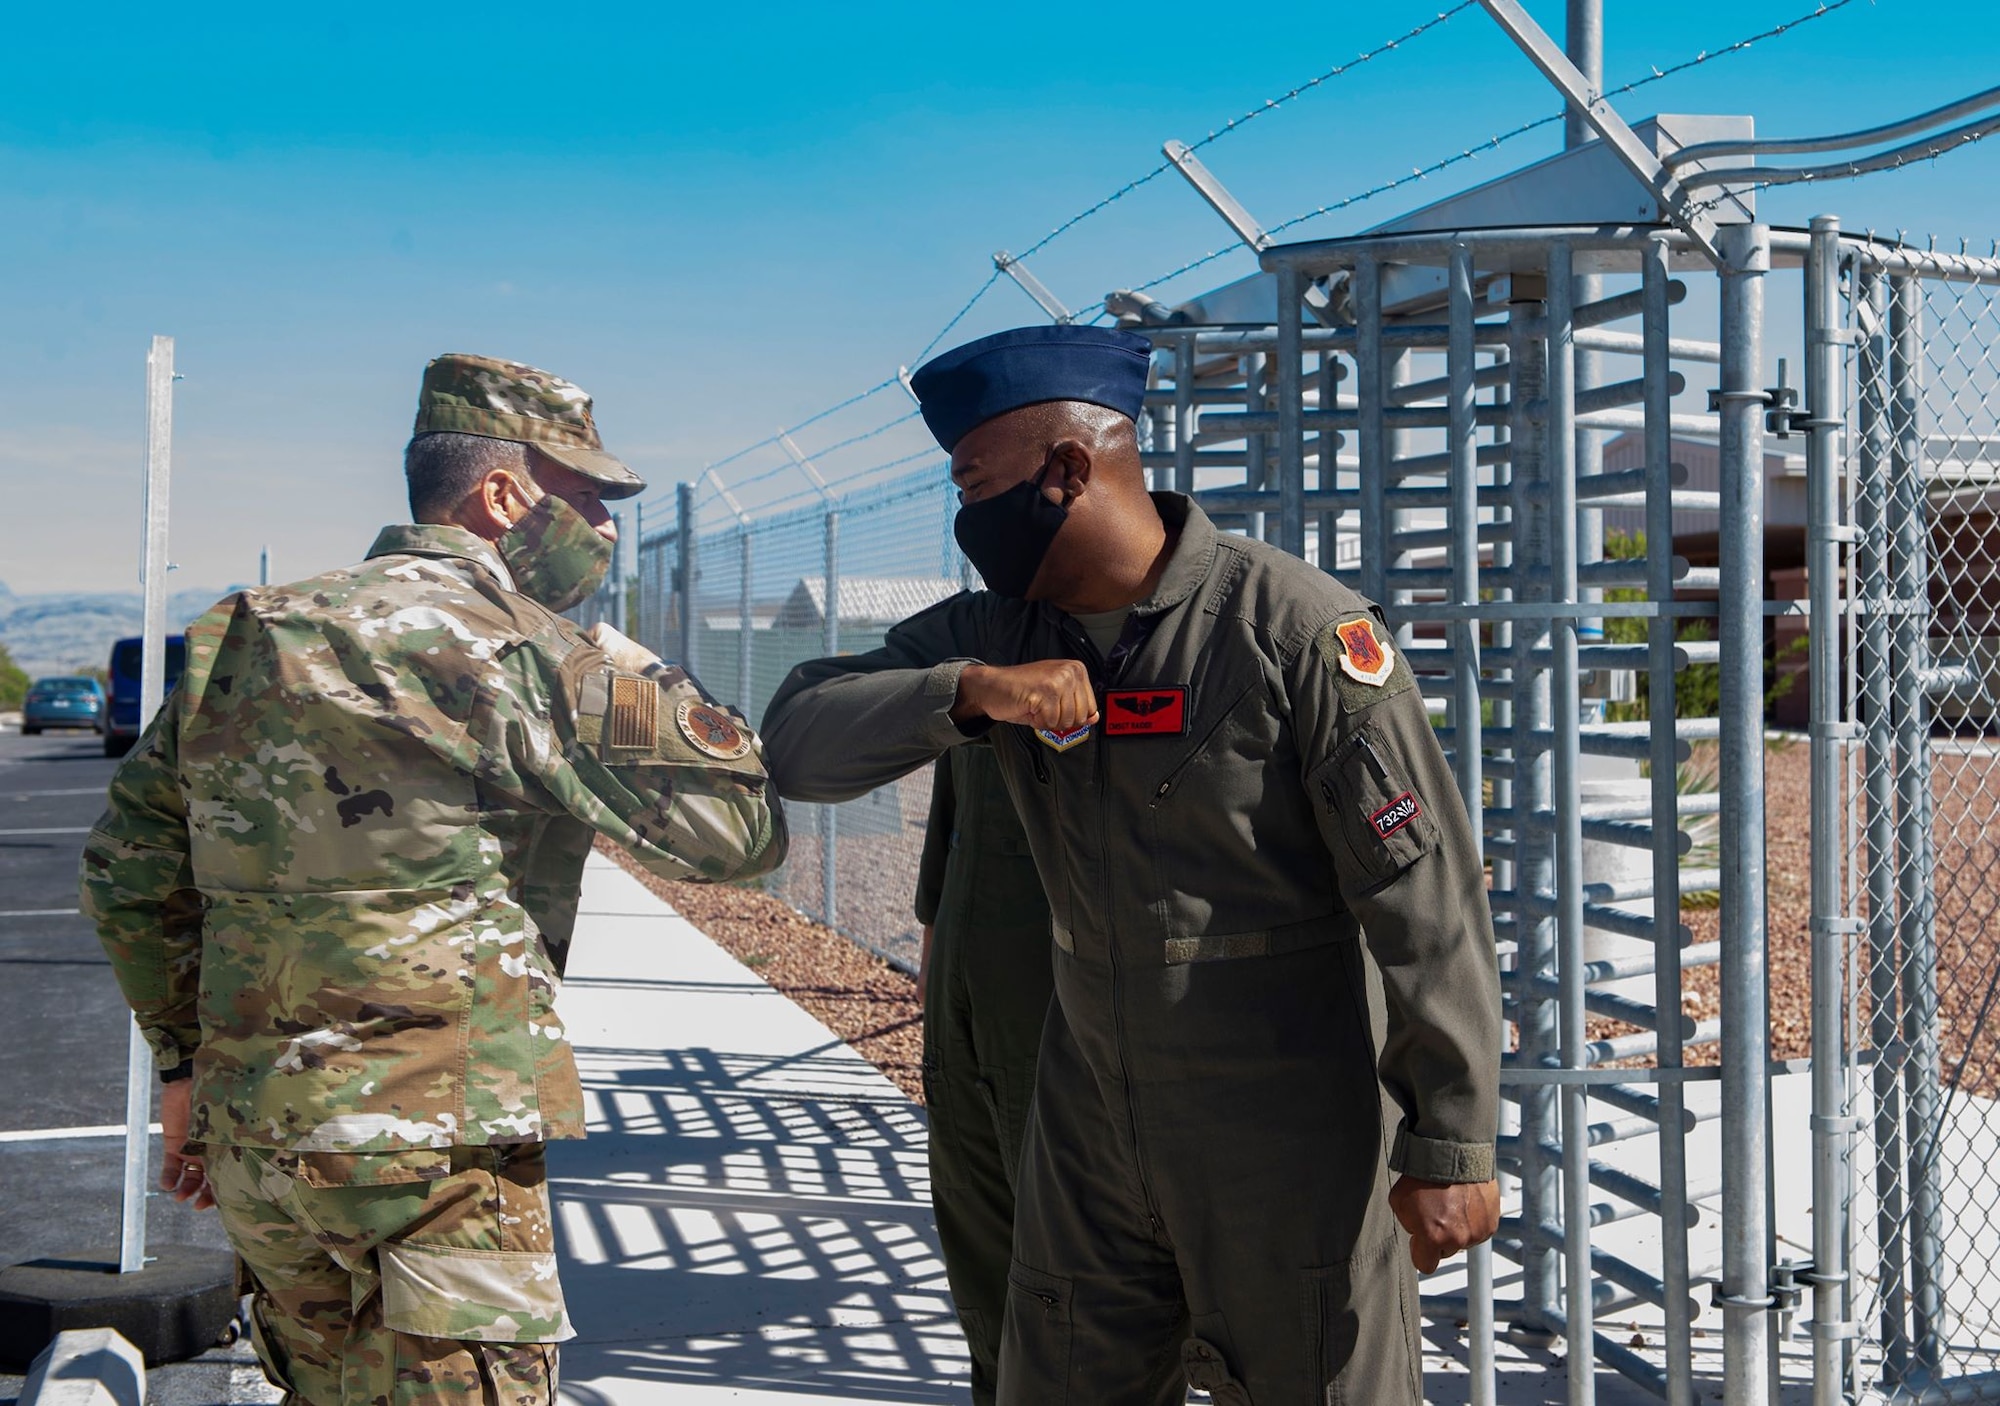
xmin=206 ymin=1143 xmax=573 ymax=1406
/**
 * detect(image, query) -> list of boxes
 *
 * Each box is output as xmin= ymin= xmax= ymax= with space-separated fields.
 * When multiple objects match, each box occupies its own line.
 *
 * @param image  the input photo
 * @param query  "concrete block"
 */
xmin=19 ymin=1326 xmax=144 ymax=1406
xmin=0 ymin=1246 xmax=236 ymax=1369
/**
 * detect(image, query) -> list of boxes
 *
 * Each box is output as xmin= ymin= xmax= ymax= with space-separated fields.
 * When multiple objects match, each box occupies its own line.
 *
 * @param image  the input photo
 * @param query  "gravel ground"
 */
xmin=1590 ymin=739 xmax=2000 ymax=1097
xmin=600 ymin=839 xmax=927 ymax=1103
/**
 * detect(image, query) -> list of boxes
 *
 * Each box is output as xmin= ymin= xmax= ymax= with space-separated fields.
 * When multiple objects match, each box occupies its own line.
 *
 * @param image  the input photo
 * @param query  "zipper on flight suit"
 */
xmin=1067 ymin=612 xmax=1173 ymax=1242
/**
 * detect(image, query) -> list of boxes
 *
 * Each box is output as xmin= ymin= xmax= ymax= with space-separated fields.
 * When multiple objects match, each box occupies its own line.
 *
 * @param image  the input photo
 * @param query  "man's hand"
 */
xmin=1389 ymin=1175 xmax=1499 ymax=1273
xmin=951 ymin=662 xmax=1099 ymax=733
xmin=586 ymin=622 xmax=663 ymax=676
xmin=158 ymin=1079 xmax=216 ymax=1212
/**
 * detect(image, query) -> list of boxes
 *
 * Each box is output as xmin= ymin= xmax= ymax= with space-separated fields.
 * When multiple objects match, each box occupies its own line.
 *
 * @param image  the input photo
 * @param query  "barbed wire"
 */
xmin=672 ymin=2 xmax=1472 ymax=512
xmin=681 ymin=0 xmax=1868 ymax=524
xmin=912 ymin=269 xmax=1004 ymax=365
xmin=1095 ymin=0 xmax=1864 ymax=309
xmin=1009 ymin=2 xmax=1478 ymax=266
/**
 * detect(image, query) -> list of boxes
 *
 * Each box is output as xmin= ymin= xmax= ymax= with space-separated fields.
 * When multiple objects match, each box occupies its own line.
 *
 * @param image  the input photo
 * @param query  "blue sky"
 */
xmin=2 ymin=0 xmax=1994 ymax=594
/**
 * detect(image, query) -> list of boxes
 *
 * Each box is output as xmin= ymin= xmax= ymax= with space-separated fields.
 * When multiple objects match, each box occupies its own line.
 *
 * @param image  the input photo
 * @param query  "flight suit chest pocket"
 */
xmin=1313 ymin=725 xmax=1439 ymax=887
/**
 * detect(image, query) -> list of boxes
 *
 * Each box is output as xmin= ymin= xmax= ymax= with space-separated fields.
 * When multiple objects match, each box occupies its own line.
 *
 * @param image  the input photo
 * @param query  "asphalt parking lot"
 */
xmin=0 ymin=720 xmax=266 ymax=1403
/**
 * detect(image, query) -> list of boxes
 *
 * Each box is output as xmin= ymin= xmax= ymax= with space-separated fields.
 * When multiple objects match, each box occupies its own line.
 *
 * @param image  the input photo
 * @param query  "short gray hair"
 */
xmin=405 ymin=432 xmax=529 ymax=521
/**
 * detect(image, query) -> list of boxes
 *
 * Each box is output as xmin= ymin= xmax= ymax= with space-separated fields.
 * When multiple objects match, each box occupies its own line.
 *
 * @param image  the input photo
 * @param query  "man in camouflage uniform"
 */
xmin=81 ymin=353 xmax=787 ymax=1406
xmin=913 ymin=742 xmax=1054 ymax=1406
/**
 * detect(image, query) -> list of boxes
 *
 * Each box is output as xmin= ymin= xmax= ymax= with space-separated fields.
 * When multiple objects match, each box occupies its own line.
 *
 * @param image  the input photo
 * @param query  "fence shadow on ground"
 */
xmin=550 ymin=1047 xmax=970 ymax=1404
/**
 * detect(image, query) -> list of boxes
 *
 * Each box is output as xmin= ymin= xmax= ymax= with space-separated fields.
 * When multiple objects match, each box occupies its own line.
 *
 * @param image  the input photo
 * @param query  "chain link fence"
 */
xmin=1838 ymin=242 xmax=2000 ymax=1401
xmin=628 ymin=466 xmax=967 ymax=970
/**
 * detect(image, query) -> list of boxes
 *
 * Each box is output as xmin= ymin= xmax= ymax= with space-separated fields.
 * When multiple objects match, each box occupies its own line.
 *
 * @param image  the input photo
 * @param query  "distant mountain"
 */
xmin=0 ymin=578 xmax=243 ymax=677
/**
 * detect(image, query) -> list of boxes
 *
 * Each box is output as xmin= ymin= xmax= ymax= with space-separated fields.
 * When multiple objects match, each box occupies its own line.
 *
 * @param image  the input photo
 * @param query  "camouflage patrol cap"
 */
xmin=413 ymin=353 xmax=645 ymax=499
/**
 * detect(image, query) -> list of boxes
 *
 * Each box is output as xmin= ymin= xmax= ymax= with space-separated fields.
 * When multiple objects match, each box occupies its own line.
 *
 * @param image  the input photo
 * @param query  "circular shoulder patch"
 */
xmin=676 ymin=700 xmax=752 ymax=760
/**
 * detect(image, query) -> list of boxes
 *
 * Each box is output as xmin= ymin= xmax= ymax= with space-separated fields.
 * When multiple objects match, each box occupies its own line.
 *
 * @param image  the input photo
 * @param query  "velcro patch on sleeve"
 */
xmin=1370 ymin=791 xmax=1422 ymax=840
xmin=608 ymin=674 xmax=658 ymax=750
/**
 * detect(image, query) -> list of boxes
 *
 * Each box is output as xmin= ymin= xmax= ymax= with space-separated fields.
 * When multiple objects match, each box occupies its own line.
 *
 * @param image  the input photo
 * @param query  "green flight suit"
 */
xmin=914 ymin=743 xmax=1054 ymax=1406
xmin=764 ymin=494 xmax=1501 ymax=1406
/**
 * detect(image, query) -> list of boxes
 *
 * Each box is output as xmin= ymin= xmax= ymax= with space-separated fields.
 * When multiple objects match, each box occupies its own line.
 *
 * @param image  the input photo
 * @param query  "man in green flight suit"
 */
xmin=81 ymin=353 xmax=787 ymax=1406
xmin=764 ymin=325 xmax=1501 ymax=1404
xmin=913 ymin=742 xmax=1054 ymax=1406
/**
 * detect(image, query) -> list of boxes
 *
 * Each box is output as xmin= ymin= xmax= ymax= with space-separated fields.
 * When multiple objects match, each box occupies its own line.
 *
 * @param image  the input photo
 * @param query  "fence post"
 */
xmin=1715 ymin=220 xmax=1773 ymax=1406
xmin=610 ymin=510 xmax=627 ymax=634
xmin=1446 ymin=242 xmax=1496 ymax=1406
xmin=1854 ymin=263 xmax=1907 ymax=1379
xmin=678 ymin=483 xmax=698 ymax=675
xmin=738 ymin=531 xmax=753 ymax=710
xmin=1887 ymin=271 xmax=1944 ymax=1380
xmin=631 ymin=499 xmax=645 ymax=647
xmin=1645 ymin=235 xmax=1698 ymax=1406
xmin=1804 ymin=216 xmax=1857 ymax=1406
xmin=822 ymin=509 xmax=840 ymax=928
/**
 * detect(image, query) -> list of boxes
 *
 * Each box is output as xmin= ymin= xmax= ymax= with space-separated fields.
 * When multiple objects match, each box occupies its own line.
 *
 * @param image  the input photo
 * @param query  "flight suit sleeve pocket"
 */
xmin=378 ymin=1242 xmax=576 ymax=1344
xmin=1311 ymin=726 xmax=1439 ymax=889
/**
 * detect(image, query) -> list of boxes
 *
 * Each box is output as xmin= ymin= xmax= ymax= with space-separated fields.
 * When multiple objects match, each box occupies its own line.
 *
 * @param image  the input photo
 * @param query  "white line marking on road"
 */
xmin=10 ymin=788 xmax=107 ymax=799
xmin=0 ymin=1122 xmax=163 ymax=1143
xmin=0 ymin=827 xmax=91 ymax=835
xmin=0 ymin=908 xmax=80 ymax=917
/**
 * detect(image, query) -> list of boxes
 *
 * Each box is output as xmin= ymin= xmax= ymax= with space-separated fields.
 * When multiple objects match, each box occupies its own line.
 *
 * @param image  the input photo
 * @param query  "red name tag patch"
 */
xmin=1103 ymin=686 xmax=1189 ymax=737
xmin=1370 ymin=792 xmax=1422 ymax=840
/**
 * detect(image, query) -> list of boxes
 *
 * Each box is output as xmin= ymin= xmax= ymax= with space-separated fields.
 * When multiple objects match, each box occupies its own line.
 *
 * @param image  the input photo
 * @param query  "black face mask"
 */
xmin=953 ymin=463 xmax=1068 ymax=598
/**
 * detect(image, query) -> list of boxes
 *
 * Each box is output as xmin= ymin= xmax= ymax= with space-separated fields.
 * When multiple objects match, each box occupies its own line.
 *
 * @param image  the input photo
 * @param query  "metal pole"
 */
xmin=1804 ymin=215 xmax=1855 ymax=1406
xmin=678 ymin=482 xmax=698 ymax=674
xmin=1242 ymin=352 xmax=1269 ymax=544
xmin=1715 ymin=220 xmax=1773 ymax=1406
xmin=121 ymin=334 xmax=175 ymax=1275
xmin=821 ymin=509 xmax=840 ymax=929
xmin=737 ymin=531 xmax=754 ymax=714
xmin=1563 ymin=0 xmax=1603 ymax=152
xmin=1644 ymin=237 xmax=1698 ymax=1406
xmin=1356 ymin=254 xmax=1387 ymax=605
xmin=1447 ymin=243 xmax=1497 ymax=1406
xmin=1275 ymin=262 xmax=1306 ymax=558
xmin=1888 ymin=273 xmax=1943 ymax=1379
xmin=1508 ymin=279 xmax=1560 ymax=1344
xmin=1174 ymin=336 xmax=1197 ymax=497
xmin=632 ymin=499 xmax=646 ymax=650
xmin=1316 ymin=354 xmax=1344 ymax=574
xmin=1855 ymin=264 xmax=1907 ymax=1379
xmin=610 ymin=511 xmax=628 ymax=634
xmin=1547 ymin=240 xmax=1595 ymax=1406
xmin=258 ymin=545 xmax=270 ymax=588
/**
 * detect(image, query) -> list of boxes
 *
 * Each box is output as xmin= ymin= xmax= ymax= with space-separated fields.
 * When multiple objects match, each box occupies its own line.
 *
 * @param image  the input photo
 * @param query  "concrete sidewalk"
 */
xmin=552 ymin=855 xmax=970 ymax=1405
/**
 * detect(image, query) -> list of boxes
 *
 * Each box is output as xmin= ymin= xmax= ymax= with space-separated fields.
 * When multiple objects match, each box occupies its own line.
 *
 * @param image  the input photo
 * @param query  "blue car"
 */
xmin=103 ymin=635 xmax=185 ymax=757
xmin=21 ymin=676 xmax=106 ymax=736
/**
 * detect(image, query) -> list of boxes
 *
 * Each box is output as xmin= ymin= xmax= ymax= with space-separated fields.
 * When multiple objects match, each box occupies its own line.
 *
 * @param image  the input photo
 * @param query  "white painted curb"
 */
xmin=19 ymin=1327 xmax=145 ymax=1406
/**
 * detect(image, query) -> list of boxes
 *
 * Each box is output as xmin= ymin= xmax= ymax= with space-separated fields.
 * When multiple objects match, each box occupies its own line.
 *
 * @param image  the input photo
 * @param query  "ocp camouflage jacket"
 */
xmin=81 ymin=525 xmax=785 ymax=1177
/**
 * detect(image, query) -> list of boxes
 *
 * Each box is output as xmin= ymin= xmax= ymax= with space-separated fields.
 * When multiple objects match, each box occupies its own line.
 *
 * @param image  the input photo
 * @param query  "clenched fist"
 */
xmin=1389 ymin=1175 xmax=1501 ymax=1273
xmin=952 ymin=661 xmax=1099 ymax=734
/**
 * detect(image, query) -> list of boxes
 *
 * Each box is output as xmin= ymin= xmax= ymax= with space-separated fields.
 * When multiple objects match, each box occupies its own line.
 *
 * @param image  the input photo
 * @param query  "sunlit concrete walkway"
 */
xmin=552 ymin=854 xmax=970 ymax=1405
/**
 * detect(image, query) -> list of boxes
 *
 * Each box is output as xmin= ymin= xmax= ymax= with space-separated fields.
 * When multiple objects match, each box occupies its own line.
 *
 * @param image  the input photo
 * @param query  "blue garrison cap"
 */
xmin=911 ymin=325 xmax=1154 ymax=453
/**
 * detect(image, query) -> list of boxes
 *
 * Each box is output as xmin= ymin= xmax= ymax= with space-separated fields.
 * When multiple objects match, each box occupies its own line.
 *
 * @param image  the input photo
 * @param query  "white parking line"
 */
xmin=9 ymin=788 xmax=108 ymax=799
xmin=0 ymin=908 xmax=80 ymax=918
xmin=0 ymin=827 xmax=91 ymax=835
xmin=0 ymin=1122 xmax=162 ymax=1143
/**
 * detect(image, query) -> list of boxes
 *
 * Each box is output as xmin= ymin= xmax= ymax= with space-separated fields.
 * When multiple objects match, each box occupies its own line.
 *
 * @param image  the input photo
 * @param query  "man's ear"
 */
xmin=1047 ymin=438 xmax=1093 ymax=505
